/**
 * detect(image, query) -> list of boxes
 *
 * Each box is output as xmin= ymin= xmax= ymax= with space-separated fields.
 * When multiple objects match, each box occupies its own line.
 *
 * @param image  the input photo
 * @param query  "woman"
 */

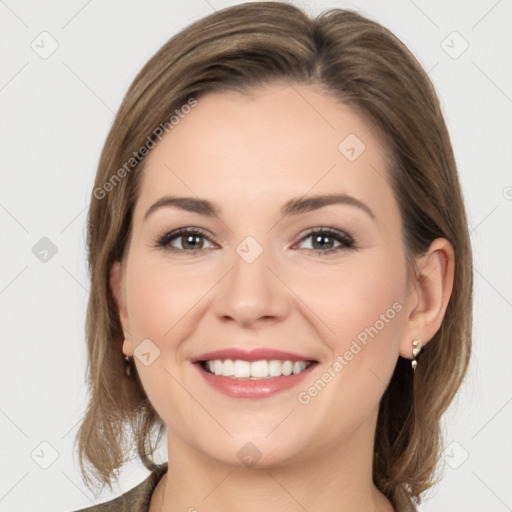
xmin=74 ymin=2 xmax=473 ymax=511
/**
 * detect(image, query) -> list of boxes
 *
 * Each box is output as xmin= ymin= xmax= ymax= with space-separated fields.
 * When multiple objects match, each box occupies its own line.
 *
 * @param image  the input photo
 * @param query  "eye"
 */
xmin=155 ymin=226 xmax=355 ymax=255
xmin=156 ymin=227 xmax=216 ymax=253
xmin=295 ymin=227 xmax=355 ymax=254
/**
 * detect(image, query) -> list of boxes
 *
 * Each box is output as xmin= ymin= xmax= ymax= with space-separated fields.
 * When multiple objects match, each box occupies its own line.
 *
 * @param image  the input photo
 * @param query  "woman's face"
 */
xmin=113 ymin=83 xmax=415 ymax=468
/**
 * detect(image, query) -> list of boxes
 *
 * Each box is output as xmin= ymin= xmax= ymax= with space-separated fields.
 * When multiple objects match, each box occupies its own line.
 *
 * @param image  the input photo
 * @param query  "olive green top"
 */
xmin=73 ymin=463 xmax=168 ymax=512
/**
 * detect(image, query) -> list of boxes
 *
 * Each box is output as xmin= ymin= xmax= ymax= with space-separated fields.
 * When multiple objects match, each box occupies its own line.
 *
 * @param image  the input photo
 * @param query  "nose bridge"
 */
xmin=213 ymin=235 xmax=290 ymax=325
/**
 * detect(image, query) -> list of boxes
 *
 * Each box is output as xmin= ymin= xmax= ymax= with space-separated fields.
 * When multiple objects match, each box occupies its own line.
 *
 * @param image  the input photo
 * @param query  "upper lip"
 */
xmin=191 ymin=348 xmax=317 ymax=363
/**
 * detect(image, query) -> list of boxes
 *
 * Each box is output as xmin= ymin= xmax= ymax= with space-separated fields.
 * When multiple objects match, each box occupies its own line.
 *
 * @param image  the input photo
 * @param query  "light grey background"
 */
xmin=1 ymin=1 xmax=511 ymax=511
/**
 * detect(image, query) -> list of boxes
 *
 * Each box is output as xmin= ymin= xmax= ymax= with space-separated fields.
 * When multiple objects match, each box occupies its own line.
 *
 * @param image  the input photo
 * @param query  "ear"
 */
xmin=110 ymin=260 xmax=134 ymax=357
xmin=399 ymin=238 xmax=455 ymax=359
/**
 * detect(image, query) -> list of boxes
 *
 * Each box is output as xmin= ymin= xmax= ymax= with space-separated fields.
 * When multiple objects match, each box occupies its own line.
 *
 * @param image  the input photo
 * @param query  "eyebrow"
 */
xmin=144 ymin=193 xmax=376 ymax=221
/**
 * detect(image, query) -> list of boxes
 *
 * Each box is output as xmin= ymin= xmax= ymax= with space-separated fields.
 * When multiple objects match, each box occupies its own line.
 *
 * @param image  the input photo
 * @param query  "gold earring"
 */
xmin=411 ymin=339 xmax=422 ymax=371
xmin=124 ymin=355 xmax=131 ymax=378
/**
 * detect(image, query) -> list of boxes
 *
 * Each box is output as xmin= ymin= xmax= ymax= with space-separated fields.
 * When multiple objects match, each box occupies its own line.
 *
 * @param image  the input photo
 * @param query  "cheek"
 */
xmin=123 ymin=253 xmax=209 ymax=426
xmin=306 ymin=256 xmax=405 ymax=345
xmin=125 ymin=253 xmax=208 ymax=341
xmin=296 ymin=258 xmax=405 ymax=425
xmin=301 ymin=254 xmax=406 ymax=413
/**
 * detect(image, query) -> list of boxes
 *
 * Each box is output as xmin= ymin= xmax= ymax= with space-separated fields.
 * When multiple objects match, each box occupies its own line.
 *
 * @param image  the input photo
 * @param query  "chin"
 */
xmin=190 ymin=428 xmax=315 ymax=470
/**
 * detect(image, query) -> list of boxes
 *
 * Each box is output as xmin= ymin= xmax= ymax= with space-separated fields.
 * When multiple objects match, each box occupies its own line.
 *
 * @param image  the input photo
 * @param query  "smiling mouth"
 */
xmin=198 ymin=359 xmax=317 ymax=380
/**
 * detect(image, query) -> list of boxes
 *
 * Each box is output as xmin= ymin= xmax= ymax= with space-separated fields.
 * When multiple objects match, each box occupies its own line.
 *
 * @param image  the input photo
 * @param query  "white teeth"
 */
xmin=233 ymin=360 xmax=251 ymax=378
xmin=292 ymin=361 xmax=304 ymax=374
xmin=222 ymin=359 xmax=234 ymax=376
xmin=203 ymin=359 xmax=310 ymax=379
xmin=268 ymin=360 xmax=282 ymax=377
xmin=282 ymin=360 xmax=293 ymax=376
xmin=250 ymin=360 xmax=269 ymax=378
xmin=214 ymin=360 xmax=223 ymax=375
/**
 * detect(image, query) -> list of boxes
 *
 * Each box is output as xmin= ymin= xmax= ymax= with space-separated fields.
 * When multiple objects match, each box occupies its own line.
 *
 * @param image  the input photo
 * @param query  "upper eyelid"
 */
xmin=296 ymin=228 xmax=354 ymax=248
xmin=159 ymin=227 xmax=217 ymax=246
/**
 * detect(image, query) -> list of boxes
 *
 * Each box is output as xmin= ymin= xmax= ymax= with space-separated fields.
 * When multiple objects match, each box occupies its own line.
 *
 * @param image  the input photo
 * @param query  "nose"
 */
xmin=213 ymin=244 xmax=291 ymax=328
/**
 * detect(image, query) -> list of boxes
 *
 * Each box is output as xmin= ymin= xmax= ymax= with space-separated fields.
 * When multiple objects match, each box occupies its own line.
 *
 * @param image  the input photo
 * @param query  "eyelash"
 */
xmin=155 ymin=226 xmax=356 ymax=256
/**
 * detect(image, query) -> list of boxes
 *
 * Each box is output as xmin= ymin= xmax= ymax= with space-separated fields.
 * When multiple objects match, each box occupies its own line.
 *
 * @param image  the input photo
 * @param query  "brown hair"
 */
xmin=76 ymin=2 xmax=473 ymax=510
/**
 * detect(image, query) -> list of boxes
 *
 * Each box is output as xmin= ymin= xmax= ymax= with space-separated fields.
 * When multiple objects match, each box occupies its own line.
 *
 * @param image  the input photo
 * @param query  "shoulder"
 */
xmin=71 ymin=463 xmax=168 ymax=512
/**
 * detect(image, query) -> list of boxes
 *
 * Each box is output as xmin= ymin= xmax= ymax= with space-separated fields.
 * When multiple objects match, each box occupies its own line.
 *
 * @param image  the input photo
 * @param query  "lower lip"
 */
xmin=194 ymin=363 xmax=316 ymax=399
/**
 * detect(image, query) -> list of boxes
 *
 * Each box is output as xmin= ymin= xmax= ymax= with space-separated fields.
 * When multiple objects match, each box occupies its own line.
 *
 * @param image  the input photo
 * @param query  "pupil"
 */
xmin=313 ymin=235 xmax=333 ymax=250
xmin=184 ymin=235 xmax=202 ymax=249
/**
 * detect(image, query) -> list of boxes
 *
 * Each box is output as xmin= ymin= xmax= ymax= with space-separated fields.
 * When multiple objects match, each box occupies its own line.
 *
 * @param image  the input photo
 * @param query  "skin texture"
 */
xmin=110 ymin=83 xmax=454 ymax=512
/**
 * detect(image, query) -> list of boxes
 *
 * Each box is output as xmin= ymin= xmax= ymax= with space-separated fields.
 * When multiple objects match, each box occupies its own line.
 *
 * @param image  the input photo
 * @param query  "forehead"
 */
xmin=134 ymin=83 xmax=395 ymax=220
